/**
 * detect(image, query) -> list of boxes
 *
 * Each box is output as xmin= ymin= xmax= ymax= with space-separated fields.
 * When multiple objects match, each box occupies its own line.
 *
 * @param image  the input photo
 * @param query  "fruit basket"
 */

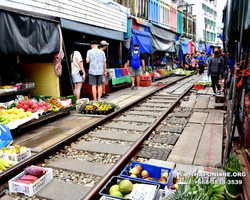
xmin=9 ymin=166 xmax=53 ymax=197
xmin=120 ymin=161 xmax=173 ymax=189
xmin=99 ymin=176 xmax=160 ymax=200
xmin=96 ymin=107 xmax=115 ymax=115
xmin=1 ymin=146 xmax=31 ymax=162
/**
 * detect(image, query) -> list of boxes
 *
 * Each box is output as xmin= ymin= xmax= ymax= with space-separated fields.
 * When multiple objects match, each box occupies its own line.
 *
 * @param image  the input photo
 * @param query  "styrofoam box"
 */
xmin=1 ymin=147 xmax=31 ymax=162
xmin=9 ymin=167 xmax=53 ymax=197
xmin=108 ymin=69 xmax=116 ymax=79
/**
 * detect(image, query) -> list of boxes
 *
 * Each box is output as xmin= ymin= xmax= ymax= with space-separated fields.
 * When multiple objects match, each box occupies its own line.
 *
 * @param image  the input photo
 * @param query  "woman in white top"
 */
xmin=70 ymin=42 xmax=85 ymax=100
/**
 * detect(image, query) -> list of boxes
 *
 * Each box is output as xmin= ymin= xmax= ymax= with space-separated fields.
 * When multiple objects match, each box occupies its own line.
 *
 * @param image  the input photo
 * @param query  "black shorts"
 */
xmin=89 ymin=74 xmax=103 ymax=85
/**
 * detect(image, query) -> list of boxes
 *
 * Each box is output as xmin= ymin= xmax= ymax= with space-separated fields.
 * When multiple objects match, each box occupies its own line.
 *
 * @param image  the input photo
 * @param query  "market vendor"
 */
xmin=126 ymin=43 xmax=145 ymax=90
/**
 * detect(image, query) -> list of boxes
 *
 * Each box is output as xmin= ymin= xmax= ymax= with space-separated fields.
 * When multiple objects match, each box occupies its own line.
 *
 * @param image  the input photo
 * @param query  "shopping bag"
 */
xmin=0 ymin=124 xmax=13 ymax=149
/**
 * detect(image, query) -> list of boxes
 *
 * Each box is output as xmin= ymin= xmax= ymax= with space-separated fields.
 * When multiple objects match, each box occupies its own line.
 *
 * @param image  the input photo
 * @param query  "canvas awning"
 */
xmin=0 ymin=8 xmax=60 ymax=55
xmin=131 ymin=29 xmax=151 ymax=54
xmin=61 ymin=18 xmax=124 ymax=41
xmin=150 ymin=25 xmax=176 ymax=53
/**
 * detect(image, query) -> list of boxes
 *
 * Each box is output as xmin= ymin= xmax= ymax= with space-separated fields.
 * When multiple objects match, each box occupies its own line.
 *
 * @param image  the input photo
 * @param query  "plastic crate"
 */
xmin=194 ymin=85 xmax=205 ymax=89
xmin=99 ymin=176 xmax=160 ymax=200
xmin=140 ymin=80 xmax=151 ymax=87
xmin=120 ymin=161 xmax=173 ymax=189
xmin=115 ymin=69 xmax=123 ymax=78
xmin=9 ymin=167 xmax=53 ymax=197
xmin=1 ymin=147 xmax=31 ymax=162
xmin=96 ymin=107 xmax=115 ymax=115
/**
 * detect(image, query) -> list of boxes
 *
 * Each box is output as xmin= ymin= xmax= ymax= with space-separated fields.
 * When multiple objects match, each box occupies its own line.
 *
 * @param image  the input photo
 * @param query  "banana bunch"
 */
xmin=0 ymin=85 xmax=12 ymax=89
xmin=1 ymin=108 xmax=32 ymax=121
xmin=0 ymin=115 xmax=9 ymax=125
xmin=0 ymin=158 xmax=17 ymax=172
xmin=96 ymin=104 xmax=112 ymax=111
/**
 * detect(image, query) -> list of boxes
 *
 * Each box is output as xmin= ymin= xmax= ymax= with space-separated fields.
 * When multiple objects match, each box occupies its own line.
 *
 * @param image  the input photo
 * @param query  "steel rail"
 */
xmin=0 ymin=75 xmax=191 ymax=183
xmin=83 ymin=84 xmax=194 ymax=200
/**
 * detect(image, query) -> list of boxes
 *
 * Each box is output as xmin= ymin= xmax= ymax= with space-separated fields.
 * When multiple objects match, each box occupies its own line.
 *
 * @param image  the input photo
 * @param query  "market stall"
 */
xmin=0 ymin=95 xmax=73 ymax=131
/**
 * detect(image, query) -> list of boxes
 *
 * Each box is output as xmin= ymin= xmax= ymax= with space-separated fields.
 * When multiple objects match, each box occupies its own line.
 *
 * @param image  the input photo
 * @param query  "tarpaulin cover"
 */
xmin=61 ymin=18 xmax=124 ymax=41
xmin=150 ymin=26 xmax=175 ymax=53
xmin=0 ymin=10 xmax=60 ymax=55
xmin=150 ymin=25 xmax=176 ymax=40
xmin=131 ymin=29 xmax=151 ymax=54
xmin=181 ymin=41 xmax=189 ymax=54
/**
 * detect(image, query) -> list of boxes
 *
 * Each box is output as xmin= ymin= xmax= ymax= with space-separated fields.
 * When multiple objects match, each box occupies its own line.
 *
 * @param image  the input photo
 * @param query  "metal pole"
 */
xmin=61 ymin=32 xmax=74 ymax=95
xmin=186 ymin=3 xmax=188 ymax=36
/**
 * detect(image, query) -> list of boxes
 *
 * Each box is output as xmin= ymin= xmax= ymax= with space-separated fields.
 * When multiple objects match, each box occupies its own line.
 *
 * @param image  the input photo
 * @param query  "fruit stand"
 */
xmin=0 ymin=95 xmax=73 ymax=131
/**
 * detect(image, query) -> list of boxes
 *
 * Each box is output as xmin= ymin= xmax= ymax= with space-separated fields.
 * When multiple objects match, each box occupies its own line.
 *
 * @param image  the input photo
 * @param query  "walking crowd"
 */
xmin=70 ymin=40 xmax=224 ymax=101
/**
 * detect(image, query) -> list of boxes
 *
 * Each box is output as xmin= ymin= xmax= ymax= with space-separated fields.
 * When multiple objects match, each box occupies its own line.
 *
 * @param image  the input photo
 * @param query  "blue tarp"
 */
xmin=181 ymin=41 xmax=189 ymax=54
xmin=131 ymin=29 xmax=152 ymax=54
xmin=178 ymin=45 xmax=182 ymax=66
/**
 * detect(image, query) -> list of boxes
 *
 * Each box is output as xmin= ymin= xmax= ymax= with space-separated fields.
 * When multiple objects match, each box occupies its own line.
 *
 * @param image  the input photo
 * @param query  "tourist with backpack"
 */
xmin=126 ymin=43 xmax=145 ymax=90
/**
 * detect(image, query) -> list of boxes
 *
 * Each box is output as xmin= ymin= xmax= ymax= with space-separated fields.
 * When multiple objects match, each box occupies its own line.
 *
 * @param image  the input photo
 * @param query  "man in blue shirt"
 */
xmin=198 ymin=52 xmax=206 ymax=75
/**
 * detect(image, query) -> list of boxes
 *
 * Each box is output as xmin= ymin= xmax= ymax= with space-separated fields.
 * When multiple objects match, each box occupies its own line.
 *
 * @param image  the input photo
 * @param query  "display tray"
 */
xmin=153 ymin=73 xmax=172 ymax=81
xmin=17 ymin=106 xmax=71 ymax=131
xmin=82 ymin=107 xmax=114 ymax=115
xmin=0 ymin=87 xmax=36 ymax=97
xmin=99 ymin=176 xmax=160 ymax=200
xmin=194 ymin=85 xmax=205 ymax=89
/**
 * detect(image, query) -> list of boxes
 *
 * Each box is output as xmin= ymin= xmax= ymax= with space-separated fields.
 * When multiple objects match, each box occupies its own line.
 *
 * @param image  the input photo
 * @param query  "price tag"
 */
xmin=127 ymin=184 xmax=157 ymax=200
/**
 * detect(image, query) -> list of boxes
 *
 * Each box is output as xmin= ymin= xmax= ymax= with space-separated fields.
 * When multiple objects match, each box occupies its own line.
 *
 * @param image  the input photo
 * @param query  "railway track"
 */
xmin=0 ymin=74 xmax=203 ymax=200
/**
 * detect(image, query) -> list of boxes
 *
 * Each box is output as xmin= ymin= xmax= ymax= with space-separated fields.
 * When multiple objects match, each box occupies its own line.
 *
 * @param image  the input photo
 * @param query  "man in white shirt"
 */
xmin=86 ymin=40 xmax=107 ymax=101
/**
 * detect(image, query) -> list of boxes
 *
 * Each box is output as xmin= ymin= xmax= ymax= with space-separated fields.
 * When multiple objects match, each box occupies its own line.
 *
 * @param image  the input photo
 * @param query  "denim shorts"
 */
xmin=72 ymin=73 xmax=84 ymax=83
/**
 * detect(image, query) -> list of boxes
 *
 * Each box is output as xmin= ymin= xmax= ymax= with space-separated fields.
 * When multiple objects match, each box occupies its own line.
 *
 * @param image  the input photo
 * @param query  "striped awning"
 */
xmin=133 ymin=17 xmax=150 ymax=27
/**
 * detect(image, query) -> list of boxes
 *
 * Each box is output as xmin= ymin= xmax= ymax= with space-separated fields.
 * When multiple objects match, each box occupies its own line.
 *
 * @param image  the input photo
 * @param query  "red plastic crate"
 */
xmin=194 ymin=85 xmax=205 ymax=89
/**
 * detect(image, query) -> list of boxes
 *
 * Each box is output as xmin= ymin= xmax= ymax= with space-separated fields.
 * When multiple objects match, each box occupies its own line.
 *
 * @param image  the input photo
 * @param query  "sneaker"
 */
xmin=101 ymin=94 xmax=107 ymax=98
xmin=104 ymin=94 xmax=110 ymax=96
xmin=137 ymin=87 xmax=141 ymax=90
xmin=211 ymin=93 xmax=216 ymax=97
xmin=131 ymin=85 xmax=135 ymax=89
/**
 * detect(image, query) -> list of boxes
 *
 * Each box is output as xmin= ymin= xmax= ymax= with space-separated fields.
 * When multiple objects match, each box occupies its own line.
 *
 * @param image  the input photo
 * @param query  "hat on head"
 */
xmin=133 ymin=43 xmax=139 ymax=47
xmin=100 ymin=40 xmax=109 ymax=46
xmin=90 ymin=40 xmax=98 ymax=45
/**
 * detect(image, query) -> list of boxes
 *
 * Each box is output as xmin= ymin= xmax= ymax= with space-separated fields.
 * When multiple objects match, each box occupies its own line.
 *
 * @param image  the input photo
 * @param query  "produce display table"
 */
xmin=153 ymin=73 xmax=172 ymax=81
xmin=0 ymin=87 xmax=36 ymax=97
xmin=17 ymin=106 xmax=71 ymax=131
xmin=111 ymin=76 xmax=131 ymax=85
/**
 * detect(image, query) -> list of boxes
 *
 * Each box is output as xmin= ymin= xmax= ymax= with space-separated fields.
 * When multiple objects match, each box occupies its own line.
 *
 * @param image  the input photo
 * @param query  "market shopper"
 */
xmin=70 ymin=42 xmax=85 ymax=100
xmin=198 ymin=52 xmax=206 ymax=75
xmin=207 ymin=48 xmax=224 ymax=96
xmin=126 ymin=43 xmax=145 ymax=90
xmin=86 ymin=40 xmax=107 ymax=101
xmin=99 ymin=40 xmax=109 ymax=99
xmin=173 ymin=56 xmax=179 ymax=69
xmin=190 ymin=53 xmax=196 ymax=70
